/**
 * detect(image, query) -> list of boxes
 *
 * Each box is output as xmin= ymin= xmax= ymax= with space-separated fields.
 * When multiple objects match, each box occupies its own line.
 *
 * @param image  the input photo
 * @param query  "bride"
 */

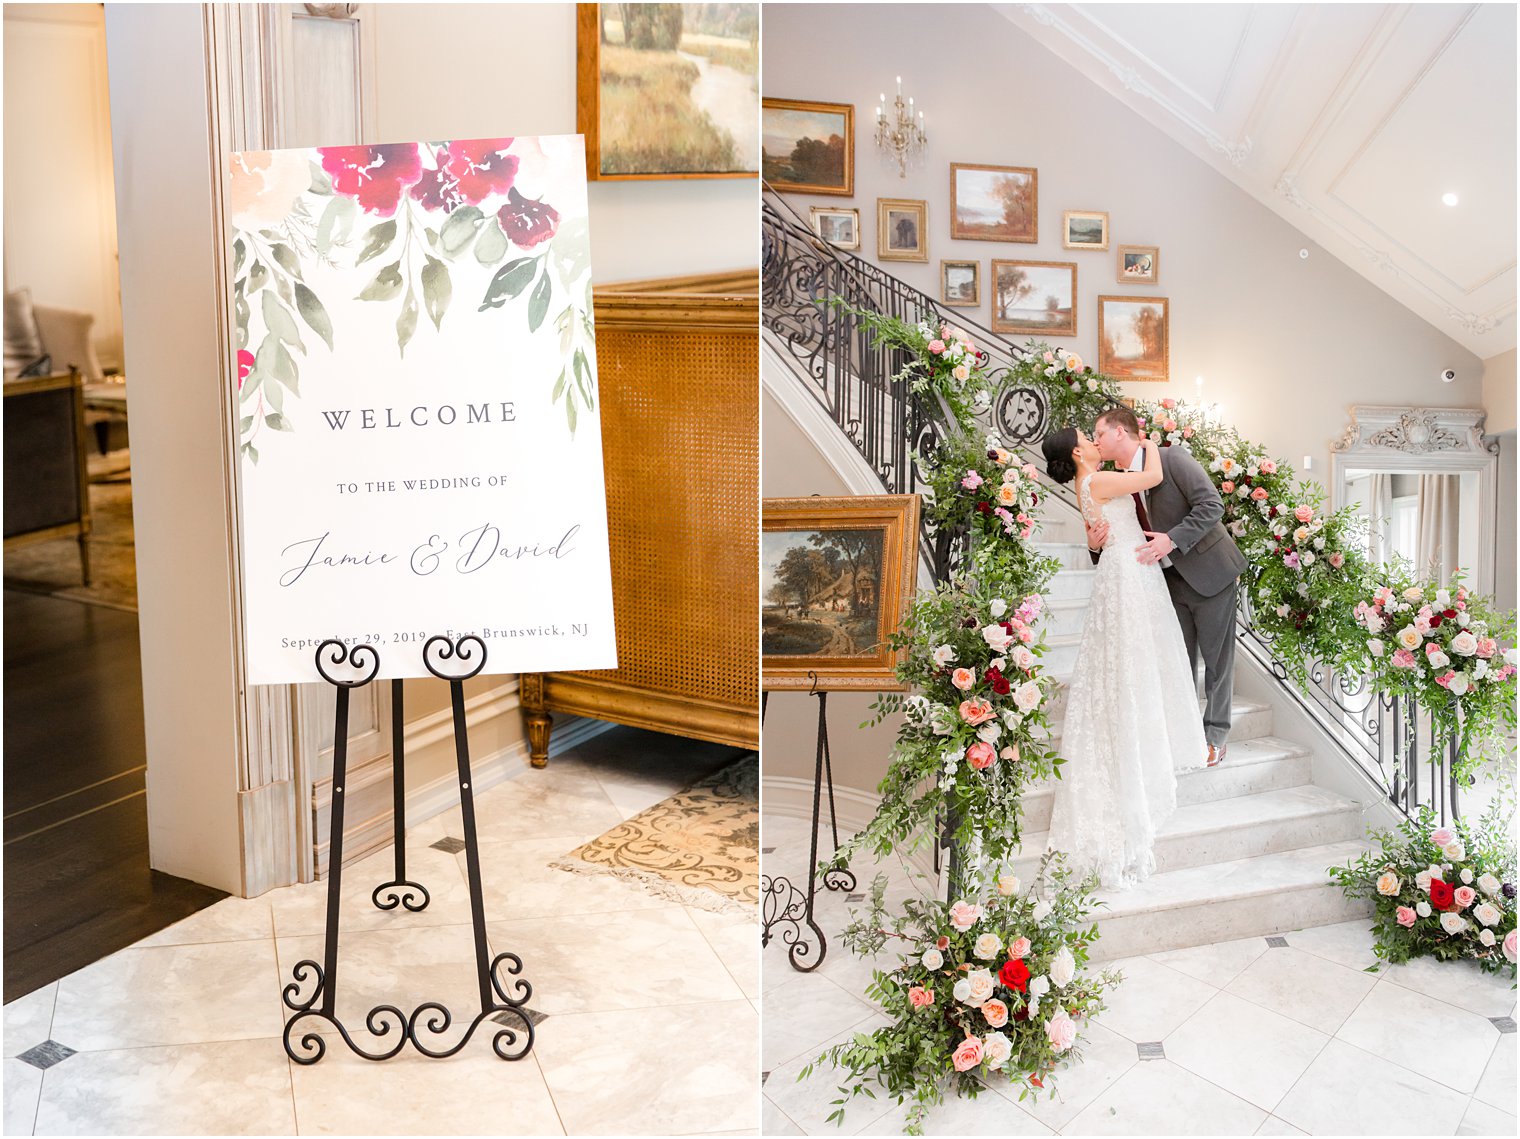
xmin=1038 ymin=427 xmax=1206 ymax=890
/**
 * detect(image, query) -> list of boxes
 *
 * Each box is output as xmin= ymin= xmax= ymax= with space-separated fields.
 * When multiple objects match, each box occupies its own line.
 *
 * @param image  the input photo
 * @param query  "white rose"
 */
xmin=1475 ymin=660 xmax=1489 ymax=680
xmin=1002 ymin=710 xmax=1022 ymax=729
xmin=974 ymin=933 xmax=1001 ymax=960
xmin=1460 ymin=868 xmax=1474 ymax=885
xmin=1479 ymin=928 xmax=1496 ymax=947
xmin=1444 ymin=841 xmax=1466 ymax=861
xmin=930 ymin=706 xmax=956 ymax=736
xmin=1314 ymin=537 xmax=1325 ymax=550
xmin=983 ymin=624 xmax=1014 ymax=652
xmin=922 ymin=948 xmax=943 ymax=970
xmin=1396 ymin=626 xmax=1422 ymax=651
xmin=989 ymin=598 xmax=1008 ymax=618
xmin=1014 ymin=681 xmax=1041 ymax=712
xmin=1457 ymin=612 xmax=1471 ymax=628
xmin=1439 ymin=911 xmax=1468 ymax=935
xmin=977 ymin=722 xmax=1002 ymax=744
xmin=1048 ymin=946 xmax=1076 ymax=989
xmin=1473 ymin=902 xmax=1501 ymax=927
xmin=1435 ymin=589 xmax=1451 ymax=608
xmin=1478 ymin=872 xmax=1501 ymax=897
xmin=1294 ymin=527 xmax=1310 ymax=544
xmin=1368 ymin=638 xmax=1386 ymax=658
xmin=991 ymin=657 xmax=1007 ymax=672
xmin=1507 ymin=648 xmax=1519 ymax=667
xmin=932 ymin=644 xmax=958 ymax=667
xmin=1451 ymin=631 xmax=1478 ymax=656
xmin=1028 ymin=974 xmax=1050 ymax=998
xmin=1428 ymin=649 xmax=1450 ymax=669
xmin=1302 ymin=551 xmax=1315 ymax=565
xmin=997 ymin=874 xmax=1021 ymax=896
xmin=1086 ymin=378 xmax=1098 ymax=391
xmin=1416 ymin=901 xmax=1432 ymax=918
xmin=1026 ymin=995 xmax=1041 ymax=1018
xmin=1031 ymin=898 xmax=1053 ymax=923
xmin=952 ymin=977 xmax=972 ymax=1003
xmin=1365 ymin=613 xmax=1385 ymax=633
xmin=1449 ymin=673 xmax=1471 ymax=696
xmin=982 ymin=1031 xmax=1012 ymax=1070
xmin=1011 ymin=645 xmax=1035 ymax=671
xmin=965 ymin=968 xmax=996 ymax=1006
xmin=1415 ymin=869 xmax=1433 ymax=891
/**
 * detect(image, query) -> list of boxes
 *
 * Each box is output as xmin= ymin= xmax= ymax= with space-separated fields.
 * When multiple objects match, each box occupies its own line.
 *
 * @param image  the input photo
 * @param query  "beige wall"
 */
xmin=4 ymin=3 xmax=123 ymax=368
xmin=1483 ymin=348 xmax=1517 ymax=435
xmin=764 ymin=3 xmax=1485 ymax=481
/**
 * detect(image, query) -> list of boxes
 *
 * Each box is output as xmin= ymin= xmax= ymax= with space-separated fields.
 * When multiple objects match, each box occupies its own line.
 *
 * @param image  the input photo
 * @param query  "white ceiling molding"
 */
xmin=997 ymin=3 xmax=1517 ymax=355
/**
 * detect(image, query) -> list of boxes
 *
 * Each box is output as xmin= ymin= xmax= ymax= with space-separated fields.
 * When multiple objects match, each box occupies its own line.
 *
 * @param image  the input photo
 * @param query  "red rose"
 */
xmin=999 ymin=957 xmax=1030 ymax=992
xmin=1429 ymin=878 xmax=1455 ymax=910
xmin=976 ymin=501 xmax=992 ymax=515
xmin=1443 ymin=609 xmax=1458 ymax=620
xmin=984 ymin=666 xmax=1011 ymax=696
xmin=1013 ymin=1003 xmax=1030 ymax=1022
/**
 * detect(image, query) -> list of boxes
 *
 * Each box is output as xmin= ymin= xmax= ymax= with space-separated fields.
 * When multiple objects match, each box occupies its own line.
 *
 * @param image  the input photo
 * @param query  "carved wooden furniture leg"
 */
xmin=519 ymin=673 xmax=553 ymax=768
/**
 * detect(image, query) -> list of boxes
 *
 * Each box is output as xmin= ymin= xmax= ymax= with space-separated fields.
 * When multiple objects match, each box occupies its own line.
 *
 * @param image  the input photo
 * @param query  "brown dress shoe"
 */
xmin=1206 ymin=744 xmax=1224 ymax=768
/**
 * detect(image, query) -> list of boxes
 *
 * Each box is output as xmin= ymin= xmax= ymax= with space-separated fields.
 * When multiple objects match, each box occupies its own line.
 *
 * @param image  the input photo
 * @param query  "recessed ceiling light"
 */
xmin=1442 ymin=192 xmax=1459 ymax=207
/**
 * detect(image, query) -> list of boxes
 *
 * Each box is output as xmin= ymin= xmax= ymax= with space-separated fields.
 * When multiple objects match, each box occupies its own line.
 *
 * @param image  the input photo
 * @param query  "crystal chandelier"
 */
xmin=875 ymin=76 xmax=926 ymax=178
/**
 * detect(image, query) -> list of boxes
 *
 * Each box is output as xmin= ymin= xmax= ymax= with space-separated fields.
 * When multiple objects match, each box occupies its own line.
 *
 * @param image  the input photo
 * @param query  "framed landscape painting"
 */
xmin=576 ymin=4 xmax=759 ymax=181
xmin=1118 ymin=244 xmax=1159 ymax=284
xmin=1063 ymin=209 xmax=1109 ymax=250
xmin=1098 ymin=295 xmax=1169 ymax=381
xmin=878 ymin=198 xmax=928 ymax=262
xmin=941 ymin=259 xmax=980 ymax=307
xmin=811 ymin=206 xmax=860 ymax=250
xmin=762 ymin=494 xmax=920 ymax=691
xmin=761 ymin=97 xmax=854 ymax=195
xmin=950 ymin=163 xmax=1037 ymax=243
xmin=991 ymin=260 xmax=1076 ymax=337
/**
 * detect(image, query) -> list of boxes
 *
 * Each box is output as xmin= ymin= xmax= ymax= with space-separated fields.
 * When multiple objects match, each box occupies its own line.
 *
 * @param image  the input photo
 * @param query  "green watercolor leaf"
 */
xmin=270 ymin=243 xmax=303 ymax=280
xmin=294 ymin=282 xmax=333 ymax=351
xmin=397 ymin=287 xmax=418 ymax=358
xmin=474 ymin=217 xmax=508 ymax=265
xmin=479 ymin=257 xmax=538 ymax=310
xmin=357 ymin=262 xmax=404 ymax=303
xmin=233 ymin=237 xmax=245 ymax=275
xmin=248 ymin=262 xmax=269 ymax=294
xmin=261 ymin=290 xmax=305 ymax=354
xmin=308 ymin=161 xmax=332 ymax=195
xmin=264 ymin=412 xmax=292 ymax=432
xmin=354 ymin=219 xmax=397 ymax=266
xmin=438 ymin=205 xmax=484 ymax=258
xmin=420 ymin=256 xmax=452 ymax=331
xmin=315 ymin=194 xmax=358 ymax=255
xmin=527 ymin=267 xmax=552 ymax=332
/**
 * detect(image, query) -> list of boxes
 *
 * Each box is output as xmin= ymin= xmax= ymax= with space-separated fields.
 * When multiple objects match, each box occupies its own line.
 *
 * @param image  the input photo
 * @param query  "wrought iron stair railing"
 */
xmin=762 ymin=186 xmax=1473 ymax=824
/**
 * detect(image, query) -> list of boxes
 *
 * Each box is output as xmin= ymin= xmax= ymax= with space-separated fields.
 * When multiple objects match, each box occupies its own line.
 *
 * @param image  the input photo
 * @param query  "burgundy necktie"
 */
xmin=1132 ymin=491 xmax=1152 ymax=533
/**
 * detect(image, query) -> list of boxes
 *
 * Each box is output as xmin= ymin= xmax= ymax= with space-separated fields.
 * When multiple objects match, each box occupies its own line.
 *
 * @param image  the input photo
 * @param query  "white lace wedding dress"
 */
xmin=1044 ymin=474 xmax=1207 ymax=890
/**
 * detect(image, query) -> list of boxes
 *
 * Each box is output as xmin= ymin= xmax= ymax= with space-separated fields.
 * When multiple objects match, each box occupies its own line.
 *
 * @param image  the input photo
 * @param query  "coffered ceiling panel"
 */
xmin=998 ymin=2 xmax=1518 ymax=355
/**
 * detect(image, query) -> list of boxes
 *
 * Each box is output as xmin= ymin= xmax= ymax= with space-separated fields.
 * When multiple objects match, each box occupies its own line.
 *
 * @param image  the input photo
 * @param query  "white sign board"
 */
xmin=227 ymin=136 xmax=616 ymax=683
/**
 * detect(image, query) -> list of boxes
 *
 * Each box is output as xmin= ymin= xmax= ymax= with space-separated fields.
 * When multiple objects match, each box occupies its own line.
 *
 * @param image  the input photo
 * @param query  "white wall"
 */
xmin=1483 ymin=348 xmax=1517 ymax=434
xmin=3 ymin=3 xmax=123 ymax=368
xmin=368 ymin=4 xmax=756 ymax=285
xmin=763 ymin=3 xmax=1485 ymax=481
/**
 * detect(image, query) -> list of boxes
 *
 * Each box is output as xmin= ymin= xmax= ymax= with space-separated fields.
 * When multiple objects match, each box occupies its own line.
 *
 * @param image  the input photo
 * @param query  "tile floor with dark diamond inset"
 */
xmin=762 ymin=812 xmax=1517 ymax=1137
xmin=429 ymin=836 xmax=467 ymax=854
xmin=3 ymin=727 xmax=759 ymax=1136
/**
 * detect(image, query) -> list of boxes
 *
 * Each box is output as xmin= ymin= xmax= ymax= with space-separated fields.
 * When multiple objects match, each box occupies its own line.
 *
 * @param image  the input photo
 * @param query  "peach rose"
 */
xmin=960 ymin=697 xmax=996 ymax=725
xmin=952 ymin=667 xmax=976 ymax=691
xmin=982 ymin=998 xmax=1009 ymax=1028
xmin=908 ymin=985 xmax=934 ymax=1009
xmin=949 ymin=901 xmax=983 ymax=931
xmin=952 ymin=1036 xmax=984 ymax=1072
xmin=1221 ymin=481 xmax=1235 ymax=494
xmin=997 ymin=483 xmax=1018 ymax=506
xmin=1376 ymin=871 xmax=1400 ymax=896
xmin=966 ymin=741 xmax=996 ymax=770
xmin=1396 ymin=906 xmax=1417 ymax=927
xmin=1454 ymin=886 xmax=1477 ymax=909
xmin=1294 ymin=505 xmax=1314 ymax=523
xmin=1260 ymin=458 xmax=1277 ymax=474
xmin=1251 ymin=487 xmax=1269 ymax=501
xmin=1506 ymin=930 xmax=1518 ymax=963
xmin=1007 ymin=936 xmax=1032 ymax=959
xmin=1160 ymin=397 xmax=1177 ymax=410
xmin=1477 ymin=637 xmax=1497 ymax=658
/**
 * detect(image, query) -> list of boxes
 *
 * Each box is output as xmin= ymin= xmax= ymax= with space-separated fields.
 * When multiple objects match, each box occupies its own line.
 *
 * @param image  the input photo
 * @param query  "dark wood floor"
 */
xmin=4 ymin=589 xmax=226 ymax=1003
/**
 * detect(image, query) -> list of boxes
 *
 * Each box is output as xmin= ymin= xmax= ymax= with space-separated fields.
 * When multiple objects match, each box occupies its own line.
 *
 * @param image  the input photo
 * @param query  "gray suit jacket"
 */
xmin=1091 ymin=445 xmax=1247 ymax=598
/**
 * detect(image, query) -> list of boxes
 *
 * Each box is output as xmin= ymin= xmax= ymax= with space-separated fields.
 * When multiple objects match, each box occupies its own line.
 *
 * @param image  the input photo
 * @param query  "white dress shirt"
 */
xmin=1129 ymin=447 xmax=1173 ymax=568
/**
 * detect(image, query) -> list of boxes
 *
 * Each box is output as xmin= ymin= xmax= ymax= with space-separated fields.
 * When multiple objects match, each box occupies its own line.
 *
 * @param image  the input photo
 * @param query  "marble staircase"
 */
xmin=1019 ymin=531 xmax=1374 ymax=962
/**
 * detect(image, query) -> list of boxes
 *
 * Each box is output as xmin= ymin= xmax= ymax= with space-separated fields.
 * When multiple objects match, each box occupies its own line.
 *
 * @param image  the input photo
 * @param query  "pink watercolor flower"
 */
xmin=962 ymin=470 xmax=985 ymax=490
xmin=949 ymin=901 xmax=983 ymax=931
xmin=951 ymin=667 xmax=976 ymax=691
xmin=236 ymin=349 xmax=255 ymax=389
xmin=966 ymin=741 xmax=996 ymax=770
xmin=908 ymin=986 xmax=934 ymax=1009
xmin=952 ymin=1036 xmax=984 ymax=1072
xmin=1396 ymin=906 xmax=1417 ymax=927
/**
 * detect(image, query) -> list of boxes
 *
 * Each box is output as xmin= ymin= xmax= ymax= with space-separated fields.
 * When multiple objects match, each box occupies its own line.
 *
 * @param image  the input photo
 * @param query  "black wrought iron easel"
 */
xmin=759 ymin=675 xmax=856 ymax=972
xmin=281 ymin=635 xmax=536 ymax=1063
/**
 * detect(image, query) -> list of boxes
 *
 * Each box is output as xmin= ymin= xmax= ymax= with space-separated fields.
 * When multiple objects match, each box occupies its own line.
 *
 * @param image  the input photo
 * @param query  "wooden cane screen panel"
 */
xmin=522 ymin=273 xmax=759 ymax=752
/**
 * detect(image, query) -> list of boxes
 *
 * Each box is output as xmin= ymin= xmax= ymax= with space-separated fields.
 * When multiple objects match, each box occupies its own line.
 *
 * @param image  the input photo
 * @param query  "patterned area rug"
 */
xmin=552 ymin=756 xmax=758 ymax=916
xmin=4 ymin=479 xmax=137 ymax=612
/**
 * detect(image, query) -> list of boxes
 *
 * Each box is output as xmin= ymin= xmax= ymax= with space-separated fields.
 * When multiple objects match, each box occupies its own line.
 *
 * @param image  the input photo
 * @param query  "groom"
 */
xmin=1084 ymin=406 xmax=1247 ymax=766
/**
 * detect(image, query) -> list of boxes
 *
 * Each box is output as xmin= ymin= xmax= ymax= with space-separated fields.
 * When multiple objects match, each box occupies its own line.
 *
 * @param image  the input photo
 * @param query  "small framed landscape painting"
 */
xmin=576 ymin=4 xmax=760 ymax=181
xmin=761 ymin=97 xmax=854 ymax=195
xmin=1098 ymin=295 xmax=1169 ymax=382
xmin=949 ymin=163 xmax=1037 ymax=243
xmin=1118 ymin=244 xmax=1159 ymax=284
xmin=991 ymin=260 xmax=1076 ymax=337
xmin=1062 ymin=209 xmax=1109 ymax=251
xmin=762 ymin=494 xmax=921 ymax=691
xmin=940 ymin=260 xmax=980 ymax=307
xmin=810 ymin=206 xmax=860 ymax=250
xmin=878 ymin=198 xmax=928 ymax=262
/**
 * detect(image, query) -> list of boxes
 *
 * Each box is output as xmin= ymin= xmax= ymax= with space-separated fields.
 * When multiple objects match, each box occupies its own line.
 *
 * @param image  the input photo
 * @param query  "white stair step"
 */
xmin=1017 ymin=736 xmax=1313 ymax=831
xmin=1043 ymin=569 xmax=1095 ymax=601
xmin=1038 ymin=693 xmax=1273 ymax=745
xmin=1033 ymin=541 xmax=1094 ymax=571
xmin=1040 ymin=598 xmax=1088 ymax=638
xmin=1008 ymin=785 xmax=1363 ymax=882
xmin=1087 ymin=840 xmax=1374 ymax=961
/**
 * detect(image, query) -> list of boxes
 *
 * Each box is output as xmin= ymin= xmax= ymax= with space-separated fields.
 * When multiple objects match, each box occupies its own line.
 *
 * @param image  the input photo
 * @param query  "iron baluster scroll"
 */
xmin=282 ymin=636 xmax=536 ymax=1064
xmin=760 ymin=677 xmax=855 ymax=972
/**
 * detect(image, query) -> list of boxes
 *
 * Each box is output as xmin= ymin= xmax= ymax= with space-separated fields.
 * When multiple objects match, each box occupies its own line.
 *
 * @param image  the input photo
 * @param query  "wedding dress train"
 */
xmin=1044 ymin=474 xmax=1207 ymax=890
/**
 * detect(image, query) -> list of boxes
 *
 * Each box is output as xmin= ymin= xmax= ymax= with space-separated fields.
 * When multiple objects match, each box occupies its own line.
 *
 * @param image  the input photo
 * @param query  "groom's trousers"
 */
xmin=1163 ymin=567 xmax=1238 ymax=748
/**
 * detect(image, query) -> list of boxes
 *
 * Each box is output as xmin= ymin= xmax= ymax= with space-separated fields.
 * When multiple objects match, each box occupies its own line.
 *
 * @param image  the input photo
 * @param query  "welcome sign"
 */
xmin=226 ymin=136 xmax=617 ymax=683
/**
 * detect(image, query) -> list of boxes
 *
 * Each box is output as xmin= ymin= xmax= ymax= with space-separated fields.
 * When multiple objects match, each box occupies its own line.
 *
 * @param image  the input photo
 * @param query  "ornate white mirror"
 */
xmin=1331 ymin=406 xmax=1498 ymax=596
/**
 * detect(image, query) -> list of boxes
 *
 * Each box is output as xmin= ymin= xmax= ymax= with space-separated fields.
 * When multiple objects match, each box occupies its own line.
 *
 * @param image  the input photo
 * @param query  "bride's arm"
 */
xmin=1089 ymin=438 xmax=1163 ymax=499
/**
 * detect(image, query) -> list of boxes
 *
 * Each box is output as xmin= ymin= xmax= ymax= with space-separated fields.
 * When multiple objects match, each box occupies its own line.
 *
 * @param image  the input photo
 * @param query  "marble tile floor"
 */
xmin=761 ymin=814 xmax=1517 ymax=1136
xmin=3 ymin=727 xmax=760 ymax=1136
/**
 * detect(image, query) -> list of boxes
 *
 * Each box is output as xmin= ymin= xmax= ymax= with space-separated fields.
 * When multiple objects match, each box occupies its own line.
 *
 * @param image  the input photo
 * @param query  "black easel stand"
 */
xmin=281 ymin=636 xmax=535 ymax=1064
xmin=759 ymin=676 xmax=856 ymax=972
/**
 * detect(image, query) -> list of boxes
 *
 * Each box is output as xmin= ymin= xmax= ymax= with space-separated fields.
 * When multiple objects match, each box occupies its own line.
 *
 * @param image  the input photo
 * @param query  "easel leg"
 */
xmin=320 ymin=684 xmax=351 ymax=1019
xmin=371 ymin=678 xmax=429 ymax=912
xmin=817 ymin=695 xmax=855 ymax=892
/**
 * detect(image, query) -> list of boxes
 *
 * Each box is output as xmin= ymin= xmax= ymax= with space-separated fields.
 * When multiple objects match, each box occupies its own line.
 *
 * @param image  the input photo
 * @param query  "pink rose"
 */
xmin=1162 ymin=419 xmax=1177 ymax=432
xmin=1160 ymin=398 xmax=1177 ymax=410
xmin=949 ymin=901 xmax=983 ymax=931
xmin=1283 ymin=552 xmax=1300 ymax=569
xmin=1430 ymin=827 xmax=1457 ymax=848
xmin=1018 ymin=627 xmax=1034 ymax=643
xmin=966 ymin=741 xmax=996 ymax=770
xmin=962 ymin=470 xmax=984 ymax=490
xmin=1477 ymin=638 xmax=1497 ymax=658
xmin=908 ymin=986 xmax=934 ymax=1009
xmin=1221 ymin=481 xmax=1235 ymax=494
xmin=1505 ymin=930 xmax=1517 ymax=963
xmin=1183 ymin=426 xmax=1195 ymax=438
xmin=981 ymin=998 xmax=1009 ymax=1028
xmin=1329 ymin=551 xmax=1345 ymax=569
xmin=952 ymin=667 xmax=976 ymax=691
xmin=1260 ymin=458 xmax=1277 ymax=474
xmin=1045 ymin=1008 xmax=1077 ymax=1053
xmin=1391 ymin=648 xmax=1417 ymax=668
xmin=1294 ymin=505 xmax=1314 ymax=523
xmin=1454 ymin=886 xmax=1476 ymax=909
xmin=959 ymin=698 xmax=995 ymax=725
xmin=1396 ymin=906 xmax=1417 ymax=927
xmin=1251 ymin=487 xmax=1269 ymax=501
xmin=929 ymin=339 xmax=946 ymax=354
xmin=952 ymin=1036 xmax=984 ymax=1072
xmin=1007 ymin=936 xmax=1032 ymax=959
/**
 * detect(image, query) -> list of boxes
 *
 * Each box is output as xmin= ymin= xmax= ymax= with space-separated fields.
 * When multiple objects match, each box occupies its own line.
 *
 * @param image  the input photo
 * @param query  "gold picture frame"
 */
xmin=1062 ymin=210 xmax=1110 ymax=251
xmin=810 ymin=206 xmax=860 ymax=250
xmin=878 ymin=198 xmax=928 ymax=262
xmin=1098 ymin=294 xmax=1169 ymax=382
xmin=1117 ymin=244 xmax=1159 ymax=284
xmin=940 ymin=259 xmax=980 ymax=307
xmin=950 ymin=163 xmax=1037 ymax=243
xmin=761 ymin=97 xmax=855 ymax=195
xmin=575 ymin=5 xmax=760 ymax=182
xmin=761 ymin=494 xmax=921 ymax=691
xmin=991 ymin=260 xmax=1076 ymax=337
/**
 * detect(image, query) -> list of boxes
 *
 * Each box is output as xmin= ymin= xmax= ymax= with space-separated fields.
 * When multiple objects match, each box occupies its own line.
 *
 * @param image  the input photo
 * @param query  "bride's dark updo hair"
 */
xmin=1043 ymin=426 xmax=1079 ymax=485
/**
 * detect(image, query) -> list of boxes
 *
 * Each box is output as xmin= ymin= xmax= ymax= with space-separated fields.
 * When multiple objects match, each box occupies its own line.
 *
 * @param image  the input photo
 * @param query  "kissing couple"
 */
xmin=1039 ymin=405 xmax=1247 ymax=890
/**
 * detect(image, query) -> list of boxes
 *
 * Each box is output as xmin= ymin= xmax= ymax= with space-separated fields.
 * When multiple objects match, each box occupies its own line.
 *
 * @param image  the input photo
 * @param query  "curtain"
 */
xmin=1367 ymin=473 xmax=1393 ymax=566
xmin=1417 ymin=474 xmax=1461 ymax=582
